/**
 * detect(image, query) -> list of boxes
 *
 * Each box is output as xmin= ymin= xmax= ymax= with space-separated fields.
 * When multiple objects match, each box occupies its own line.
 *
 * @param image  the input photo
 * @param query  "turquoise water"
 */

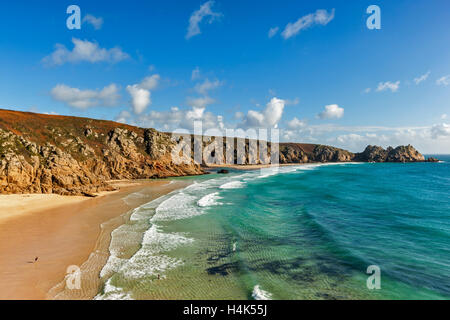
xmin=97 ymin=157 xmax=450 ymax=300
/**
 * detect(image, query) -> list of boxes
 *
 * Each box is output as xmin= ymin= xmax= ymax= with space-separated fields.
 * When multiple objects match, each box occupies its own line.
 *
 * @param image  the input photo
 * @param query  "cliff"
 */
xmin=0 ymin=109 xmax=432 ymax=196
xmin=0 ymin=109 xmax=203 ymax=196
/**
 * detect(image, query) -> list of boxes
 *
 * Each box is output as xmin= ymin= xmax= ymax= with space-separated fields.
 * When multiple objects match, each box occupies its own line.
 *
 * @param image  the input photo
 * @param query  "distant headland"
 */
xmin=0 ymin=109 xmax=438 ymax=196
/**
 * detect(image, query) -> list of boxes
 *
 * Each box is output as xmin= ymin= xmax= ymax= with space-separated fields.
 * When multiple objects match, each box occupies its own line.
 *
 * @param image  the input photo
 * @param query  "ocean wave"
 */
xmin=153 ymin=192 xmax=201 ymax=221
xmin=95 ymin=279 xmax=134 ymax=300
xmin=220 ymin=181 xmax=246 ymax=189
xmin=98 ymin=224 xmax=194 ymax=299
xmin=252 ymin=285 xmax=272 ymax=300
xmin=197 ymin=192 xmax=222 ymax=207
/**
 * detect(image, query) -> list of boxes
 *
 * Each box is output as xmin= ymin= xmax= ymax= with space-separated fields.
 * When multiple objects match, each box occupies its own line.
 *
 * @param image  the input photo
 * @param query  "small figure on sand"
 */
xmin=27 ymin=256 xmax=39 ymax=264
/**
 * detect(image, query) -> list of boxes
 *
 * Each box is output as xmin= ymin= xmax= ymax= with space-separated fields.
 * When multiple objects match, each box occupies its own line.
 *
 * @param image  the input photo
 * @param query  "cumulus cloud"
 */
xmin=268 ymin=27 xmax=279 ymax=38
xmin=281 ymin=9 xmax=335 ymax=39
xmin=234 ymin=111 xmax=244 ymax=120
xmin=194 ymin=78 xmax=222 ymax=95
xmin=126 ymin=85 xmax=151 ymax=114
xmin=286 ymin=117 xmax=306 ymax=129
xmin=186 ymin=1 xmax=222 ymax=39
xmin=376 ymin=81 xmax=400 ymax=92
xmin=186 ymin=96 xmax=215 ymax=109
xmin=130 ymin=105 xmax=224 ymax=132
xmin=51 ymin=84 xmax=120 ymax=109
xmin=280 ymin=122 xmax=450 ymax=153
xmin=126 ymin=74 xmax=160 ymax=114
xmin=436 ymin=75 xmax=450 ymax=86
xmin=43 ymin=38 xmax=129 ymax=66
xmin=431 ymin=123 xmax=450 ymax=138
xmin=442 ymin=114 xmax=448 ymax=120
xmin=363 ymin=88 xmax=371 ymax=94
xmin=414 ymin=71 xmax=430 ymax=85
xmin=140 ymin=74 xmax=160 ymax=90
xmin=116 ymin=110 xmax=132 ymax=123
xmin=243 ymin=97 xmax=285 ymax=128
xmin=317 ymin=104 xmax=344 ymax=119
xmin=82 ymin=14 xmax=104 ymax=30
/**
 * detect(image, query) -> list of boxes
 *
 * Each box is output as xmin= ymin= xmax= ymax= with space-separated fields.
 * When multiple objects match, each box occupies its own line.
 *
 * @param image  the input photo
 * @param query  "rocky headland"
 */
xmin=0 ymin=109 xmax=436 ymax=196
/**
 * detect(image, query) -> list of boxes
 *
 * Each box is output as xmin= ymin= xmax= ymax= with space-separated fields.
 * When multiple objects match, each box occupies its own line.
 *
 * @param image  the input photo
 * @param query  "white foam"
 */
xmin=99 ymin=224 xmax=194 ymax=291
xmin=197 ymin=192 xmax=222 ymax=207
xmin=152 ymin=192 xmax=201 ymax=221
xmin=95 ymin=279 xmax=134 ymax=300
xmin=220 ymin=181 xmax=246 ymax=189
xmin=252 ymin=285 xmax=272 ymax=300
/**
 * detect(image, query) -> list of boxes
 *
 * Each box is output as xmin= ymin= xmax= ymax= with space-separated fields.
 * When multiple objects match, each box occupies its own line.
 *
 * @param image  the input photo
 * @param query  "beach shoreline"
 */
xmin=0 ymin=179 xmax=188 ymax=300
xmin=205 ymin=162 xmax=364 ymax=171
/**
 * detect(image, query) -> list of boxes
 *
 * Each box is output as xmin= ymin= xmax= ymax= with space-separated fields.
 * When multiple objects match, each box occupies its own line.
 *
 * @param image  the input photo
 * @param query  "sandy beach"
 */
xmin=0 ymin=179 xmax=188 ymax=300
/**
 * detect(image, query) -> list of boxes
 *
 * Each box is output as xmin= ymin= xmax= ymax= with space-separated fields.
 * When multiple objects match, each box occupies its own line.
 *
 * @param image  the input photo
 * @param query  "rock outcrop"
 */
xmin=0 ymin=109 xmax=434 ymax=196
xmin=354 ymin=145 xmax=425 ymax=162
xmin=0 ymin=110 xmax=203 ymax=196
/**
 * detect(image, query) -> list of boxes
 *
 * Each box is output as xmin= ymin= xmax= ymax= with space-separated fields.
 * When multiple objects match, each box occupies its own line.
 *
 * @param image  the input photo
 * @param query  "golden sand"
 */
xmin=0 ymin=179 xmax=187 ymax=300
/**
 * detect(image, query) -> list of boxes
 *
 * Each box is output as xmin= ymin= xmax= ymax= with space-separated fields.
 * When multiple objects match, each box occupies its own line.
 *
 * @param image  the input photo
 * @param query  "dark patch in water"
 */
xmin=206 ymin=262 xmax=240 ymax=276
xmin=315 ymin=292 xmax=338 ymax=300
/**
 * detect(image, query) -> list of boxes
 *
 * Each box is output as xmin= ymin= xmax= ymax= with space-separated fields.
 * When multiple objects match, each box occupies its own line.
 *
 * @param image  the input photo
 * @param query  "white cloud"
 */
xmin=286 ymin=117 xmax=306 ymax=129
xmin=125 ymin=74 xmax=160 ymax=114
xmin=82 ymin=14 xmax=104 ymax=30
xmin=116 ymin=110 xmax=131 ymax=123
xmin=431 ymin=123 xmax=450 ymax=138
xmin=234 ymin=111 xmax=244 ymax=120
xmin=363 ymin=88 xmax=371 ymax=94
xmin=43 ymin=38 xmax=129 ymax=66
xmin=268 ymin=27 xmax=279 ymax=38
xmin=436 ymin=75 xmax=450 ymax=86
xmin=186 ymin=1 xmax=222 ymax=39
xmin=376 ymin=81 xmax=400 ymax=92
xmin=281 ymin=9 xmax=335 ymax=39
xmin=51 ymin=84 xmax=120 ymax=109
xmin=186 ymin=96 xmax=215 ymax=110
xmin=318 ymin=104 xmax=344 ymax=119
xmin=243 ymin=97 xmax=285 ymax=128
xmin=135 ymin=105 xmax=224 ymax=132
xmin=442 ymin=114 xmax=448 ymax=120
xmin=191 ymin=67 xmax=201 ymax=80
xmin=126 ymin=85 xmax=151 ymax=114
xmin=140 ymin=74 xmax=160 ymax=90
xmin=194 ymin=78 xmax=222 ymax=95
xmin=414 ymin=71 xmax=430 ymax=85
xmin=280 ymin=123 xmax=450 ymax=153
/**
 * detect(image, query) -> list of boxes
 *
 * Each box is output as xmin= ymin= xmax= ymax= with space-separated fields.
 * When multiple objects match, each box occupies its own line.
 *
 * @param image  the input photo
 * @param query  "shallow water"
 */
xmin=97 ymin=157 xmax=450 ymax=300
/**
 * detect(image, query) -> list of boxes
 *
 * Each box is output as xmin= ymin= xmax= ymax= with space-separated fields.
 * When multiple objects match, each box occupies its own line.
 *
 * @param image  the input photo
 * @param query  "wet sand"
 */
xmin=0 ymin=179 xmax=187 ymax=300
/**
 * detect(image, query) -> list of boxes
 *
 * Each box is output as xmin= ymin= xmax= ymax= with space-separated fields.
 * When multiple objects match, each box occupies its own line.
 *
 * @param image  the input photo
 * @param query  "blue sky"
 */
xmin=0 ymin=0 xmax=449 ymax=153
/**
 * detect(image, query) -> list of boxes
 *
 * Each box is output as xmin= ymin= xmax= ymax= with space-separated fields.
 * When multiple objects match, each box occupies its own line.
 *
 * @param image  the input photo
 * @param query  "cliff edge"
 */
xmin=0 ymin=109 xmax=434 ymax=196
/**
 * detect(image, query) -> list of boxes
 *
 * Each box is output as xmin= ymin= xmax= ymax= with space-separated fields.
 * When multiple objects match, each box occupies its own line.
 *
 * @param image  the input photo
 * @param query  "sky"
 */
xmin=0 ymin=0 xmax=449 ymax=153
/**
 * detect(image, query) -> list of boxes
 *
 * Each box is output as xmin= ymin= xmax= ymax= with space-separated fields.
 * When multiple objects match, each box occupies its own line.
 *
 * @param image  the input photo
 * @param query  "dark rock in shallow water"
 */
xmin=217 ymin=169 xmax=229 ymax=174
xmin=427 ymin=157 xmax=439 ymax=162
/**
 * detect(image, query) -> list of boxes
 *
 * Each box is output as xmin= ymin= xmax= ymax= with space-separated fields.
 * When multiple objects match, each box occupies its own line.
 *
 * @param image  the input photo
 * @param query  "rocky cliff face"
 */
xmin=0 ymin=109 xmax=432 ymax=196
xmin=0 ymin=110 xmax=203 ymax=196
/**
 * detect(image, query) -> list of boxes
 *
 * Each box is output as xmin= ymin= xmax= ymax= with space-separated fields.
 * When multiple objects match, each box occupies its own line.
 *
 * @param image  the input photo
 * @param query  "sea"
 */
xmin=96 ymin=155 xmax=450 ymax=300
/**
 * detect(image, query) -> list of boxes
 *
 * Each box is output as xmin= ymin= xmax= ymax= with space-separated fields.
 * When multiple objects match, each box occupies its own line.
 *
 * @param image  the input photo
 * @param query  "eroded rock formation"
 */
xmin=0 ymin=109 xmax=434 ymax=196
